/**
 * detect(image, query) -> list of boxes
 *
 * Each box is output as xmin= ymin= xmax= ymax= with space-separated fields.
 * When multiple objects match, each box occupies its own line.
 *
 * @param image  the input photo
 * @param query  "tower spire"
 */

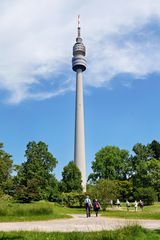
xmin=77 ymin=15 xmax=81 ymax=38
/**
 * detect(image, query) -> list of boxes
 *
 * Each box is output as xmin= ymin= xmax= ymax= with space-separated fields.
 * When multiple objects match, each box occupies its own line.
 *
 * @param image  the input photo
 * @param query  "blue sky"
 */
xmin=0 ymin=0 xmax=160 ymax=179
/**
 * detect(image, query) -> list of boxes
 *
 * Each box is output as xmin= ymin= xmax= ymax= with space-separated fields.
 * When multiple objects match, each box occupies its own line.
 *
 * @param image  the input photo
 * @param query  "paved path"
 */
xmin=0 ymin=215 xmax=159 ymax=232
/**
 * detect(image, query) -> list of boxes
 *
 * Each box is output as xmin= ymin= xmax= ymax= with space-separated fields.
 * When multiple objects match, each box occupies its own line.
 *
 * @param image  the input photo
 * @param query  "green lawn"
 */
xmin=101 ymin=202 xmax=160 ymax=220
xmin=0 ymin=201 xmax=73 ymax=222
xmin=0 ymin=200 xmax=159 ymax=221
xmin=0 ymin=226 xmax=159 ymax=240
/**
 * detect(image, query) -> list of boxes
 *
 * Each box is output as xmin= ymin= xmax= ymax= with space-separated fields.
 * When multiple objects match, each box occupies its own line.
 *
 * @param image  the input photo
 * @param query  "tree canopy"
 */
xmin=15 ymin=141 xmax=58 ymax=202
xmin=60 ymin=161 xmax=82 ymax=193
xmin=88 ymin=146 xmax=129 ymax=183
xmin=0 ymin=143 xmax=13 ymax=193
xmin=130 ymin=143 xmax=160 ymax=200
xmin=88 ymin=142 xmax=160 ymax=202
xmin=0 ymin=138 xmax=159 ymax=205
xmin=149 ymin=140 xmax=160 ymax=159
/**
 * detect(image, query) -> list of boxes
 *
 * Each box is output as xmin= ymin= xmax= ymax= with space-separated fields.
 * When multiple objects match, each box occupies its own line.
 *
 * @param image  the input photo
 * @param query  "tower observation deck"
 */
xmin=72 ymin=16 xmax=86 ymax=192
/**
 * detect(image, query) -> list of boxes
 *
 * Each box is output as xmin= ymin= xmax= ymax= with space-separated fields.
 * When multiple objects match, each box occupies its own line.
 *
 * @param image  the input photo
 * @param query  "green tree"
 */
xmin=88 ymin=146 xmax=129 ymax=183
xmin=87 ymin=179 xmax=119 ymax=208
xmin=133 ymin=187 xmax=157 ymax=205
xmin=0 ymin=143 xmax=13 ymax=194
xmin=59 ymin=192 xmax=85 ymax=207
xmin=129 ymin=143 xmax=153 ymax=186
xmin=149 ymin=140 xmax=160 ymax=159
xmin=147 ymin=159 xmax=160 ymax=200
xmin=15 ymin=141 xmax=58 ymax=202
xmin=60 ymin=161 xmax=82 ymax=193
xmin=130 ymin=144 xmax=155 ymax=183
xmin=130 ymin=143 xmax=160 ymax=200
xmin=115 ymin=180 xmax=133 ymax=201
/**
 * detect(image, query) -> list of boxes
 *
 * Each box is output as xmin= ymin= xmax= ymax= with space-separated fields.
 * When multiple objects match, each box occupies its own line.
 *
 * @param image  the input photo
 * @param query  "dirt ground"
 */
xmin=0 ymin=214 xmax=159 ymax=232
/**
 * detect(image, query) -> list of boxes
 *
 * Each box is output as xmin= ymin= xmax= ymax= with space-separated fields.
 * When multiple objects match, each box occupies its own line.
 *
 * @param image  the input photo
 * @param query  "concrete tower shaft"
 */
xmin=72 ymin=16 xmax=86 ymax=192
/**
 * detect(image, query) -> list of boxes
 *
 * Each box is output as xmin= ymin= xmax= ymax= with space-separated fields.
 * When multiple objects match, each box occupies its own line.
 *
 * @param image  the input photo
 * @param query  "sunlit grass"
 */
xmin=0 ymin=201 xmax=72 ymax=221
xmin=101 ymin=202 xmax=160 ymax=219
xmin=0 ymin=226 xmax=159 ymax=240
xmin=0 ymin=200 xmax=159 ymax=221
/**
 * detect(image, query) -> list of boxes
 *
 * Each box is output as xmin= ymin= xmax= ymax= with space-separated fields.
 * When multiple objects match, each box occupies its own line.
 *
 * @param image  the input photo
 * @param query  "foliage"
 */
xmin=133 ymin=187 xmax=158 ymax=205
xmin=87 ymin=141 xmax=160 ymax=206
xmin=14 ymin=141 xmax=58 ymax=202
xmin=0 ymin=226 xmax=159 ymax=240
xmin=0 ymin=194 xmax=13 ymax=201
xmin=147 ymin=159 xmax=160 ymax=201
xmin=128 ymin=143 xmax=153 ymax=182
xmin=149 ymin=140 xmax=160 ymax=159
xmin=88 ymin=146 xmax=129 ymax=183
xmin=87 ymin=179 xmax=120 ymax=209
xmin=130 ymin=143 xmax=160 ymax=200
xmin=59 ymin=192 xmax=86 ymax=207
xmin=0 ymin=143 xmax=13 ymax=194
xmin=60 ymin=161 xmax=82 ymax=193
xmin=0 ymin=138 xmax=159 ymax=205
xmin=115 ymin=180 xmax=133 ymax=201
xmin=48 ymin=188 xmax=61 ymax=202
xmin=87 ymin=180 xmax=133 ymax=207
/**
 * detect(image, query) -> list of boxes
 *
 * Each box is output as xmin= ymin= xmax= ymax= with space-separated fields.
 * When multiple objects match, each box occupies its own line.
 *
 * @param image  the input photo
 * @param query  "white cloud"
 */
xmin=0 ymin=0 xmax=160 ymax=103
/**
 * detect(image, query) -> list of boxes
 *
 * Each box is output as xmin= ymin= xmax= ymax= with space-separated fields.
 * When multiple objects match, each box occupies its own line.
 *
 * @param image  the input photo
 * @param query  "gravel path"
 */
xmin=0 ymin=214 xmax=159 ymax=232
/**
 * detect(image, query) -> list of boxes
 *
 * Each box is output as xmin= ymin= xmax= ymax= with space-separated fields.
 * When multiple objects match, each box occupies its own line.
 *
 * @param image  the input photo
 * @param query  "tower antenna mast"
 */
xmin=77 ymin=15 xmax=81 ymax=38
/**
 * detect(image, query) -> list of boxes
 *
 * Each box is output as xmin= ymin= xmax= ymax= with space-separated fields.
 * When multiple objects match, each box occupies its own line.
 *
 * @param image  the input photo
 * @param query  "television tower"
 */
xmin=72 ymin=16 xmax=87 ymax=192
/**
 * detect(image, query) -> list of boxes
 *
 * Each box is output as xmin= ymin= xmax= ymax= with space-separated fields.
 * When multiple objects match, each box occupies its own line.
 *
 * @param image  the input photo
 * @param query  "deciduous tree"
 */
xmin=15 ymin=141 xmax=58 ymax=202
xmin=88 ymin=146 xmax=129 ymax=183
xmin=0 ymin=143 xmax=13 ymax=194
xmin=149 ymin=140 xmax=160 ymax=160
xmin=60 ymin=161 xmax=82 ymax=193
xmin=87 ymin=179 xmax=119 ymax=207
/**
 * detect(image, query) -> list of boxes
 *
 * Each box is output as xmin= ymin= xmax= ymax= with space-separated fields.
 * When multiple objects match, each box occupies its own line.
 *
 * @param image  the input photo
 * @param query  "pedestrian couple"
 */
xmin=126 ymin=200 xmax=144 ymax=211
xmin=84 ymin=196 xmax=101 ymax=217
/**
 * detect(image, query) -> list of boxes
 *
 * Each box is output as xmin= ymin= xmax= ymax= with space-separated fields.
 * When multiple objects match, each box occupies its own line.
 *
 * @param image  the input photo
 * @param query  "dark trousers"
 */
xmin=86 ymin=206 xmax=91 ymax=217
xmin=95 ymin=209 xmax=99 ymax=217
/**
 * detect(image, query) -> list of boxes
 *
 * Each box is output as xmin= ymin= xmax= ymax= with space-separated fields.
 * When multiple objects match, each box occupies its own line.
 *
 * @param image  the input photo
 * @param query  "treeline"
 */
xmin=88 ymin=141 xmax=160 ymax=205
xmin=0 ymin=140 xmax=160 ymax=205
xmin=0 ymin=141 xmax=82 ymax=203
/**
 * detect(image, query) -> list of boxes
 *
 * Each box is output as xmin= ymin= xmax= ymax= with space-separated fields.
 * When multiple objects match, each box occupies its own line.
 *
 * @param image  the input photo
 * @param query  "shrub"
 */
xmin=87 ymin=179 xmax=120 ymax=209
xmin=133 ymin=187 xmax=157 ymax=205
xmin=48 ymin=189 xmax=61 ymax=202
xmin=58 ymin=192 xmax=86 ymax=207
xmin=0 ymin=194 xmax=13 ymax=201
xmin=115 ymin=180 xmax=133 ymax=201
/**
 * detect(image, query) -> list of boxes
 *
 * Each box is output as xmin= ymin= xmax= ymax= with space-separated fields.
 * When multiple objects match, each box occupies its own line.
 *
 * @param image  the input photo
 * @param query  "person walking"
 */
xmin=134 ymin=200 xmax=138 ymax=211
xmin=139 ymin=200 xmax=144 ymax=211
xmin=84 ymin=196 xmax=92 ymax=218
xmin=116 ymin=199 xmax=121 ymax=208
xmin=93 ymin=199 xmax=100 ymax=217
xmin=110 ymin=199 xmax=113 ymax=208
xmin=126 ymin=200 xmax=130 ymax=211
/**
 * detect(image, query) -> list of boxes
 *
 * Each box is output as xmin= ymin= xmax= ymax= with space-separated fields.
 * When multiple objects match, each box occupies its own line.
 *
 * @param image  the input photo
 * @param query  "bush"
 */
xmin=115 ymin=180 xmax=133 ymax=201
xmin=0 ymin=194 xmax=13 ymax=201
xmin=87 ymin=179 xmax=120 ymax=209
xmin=133 ymin=187 xmax=157 ymax=205
xmin=58 ymin=192 xmax=86 ymax=207
xmin=48 ymin=190 xmax=61 ymax=202
xmin=0 ymin=188 xmax=13 ymax=201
